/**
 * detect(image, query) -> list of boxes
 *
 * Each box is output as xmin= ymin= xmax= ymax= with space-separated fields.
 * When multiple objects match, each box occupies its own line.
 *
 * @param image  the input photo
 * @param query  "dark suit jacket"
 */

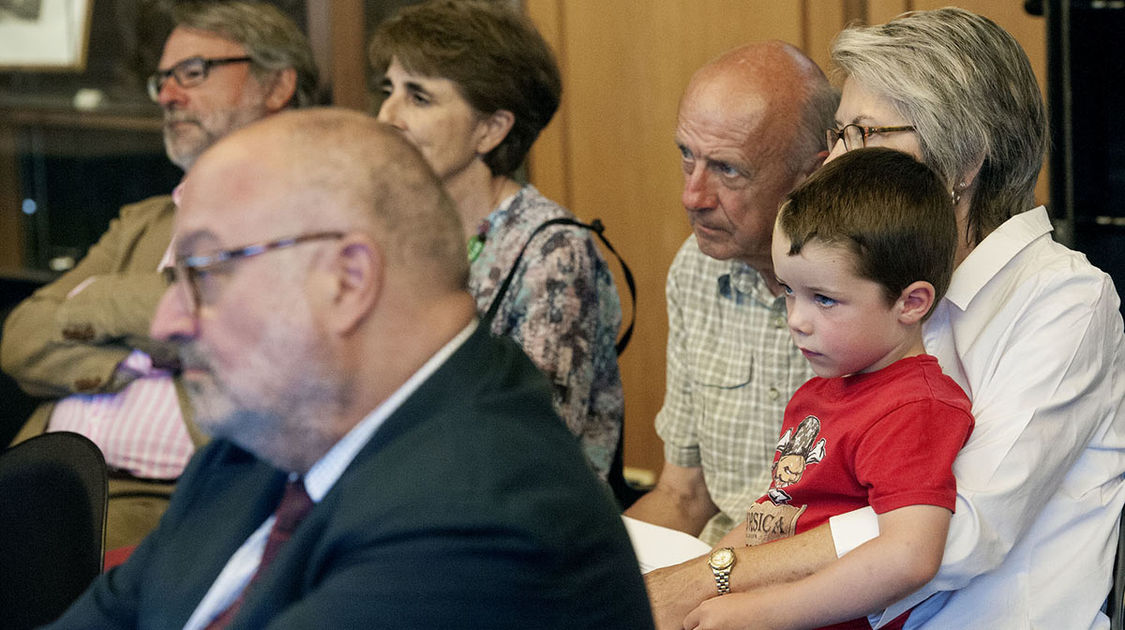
xmin=47 ymin=325 xmax=654 ymax=629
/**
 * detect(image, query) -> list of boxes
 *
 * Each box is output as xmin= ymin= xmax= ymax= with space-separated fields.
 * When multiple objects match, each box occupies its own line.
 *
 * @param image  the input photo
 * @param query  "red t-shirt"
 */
xmin=747 ymin=354 xmax=974 ymax=630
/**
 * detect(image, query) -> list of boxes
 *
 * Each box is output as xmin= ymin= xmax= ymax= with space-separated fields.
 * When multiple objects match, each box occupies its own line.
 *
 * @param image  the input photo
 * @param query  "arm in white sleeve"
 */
xmin=852 ymin=272 xmax=1123 ymax=626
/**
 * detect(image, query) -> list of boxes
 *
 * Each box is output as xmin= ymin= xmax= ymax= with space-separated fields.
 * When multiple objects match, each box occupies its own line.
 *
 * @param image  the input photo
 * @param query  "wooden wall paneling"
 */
xmin=524 ymin=0 xmax=570 ymax=208
xmin=0 ymin=124 xmax=22 ymax=269
xmin=865 ymin=0 xmax=912 ymax=25
xmin=802 ymin=0 xmax=849 ymax=75
xmin=307 ymin=0 xmax=368 ymax=111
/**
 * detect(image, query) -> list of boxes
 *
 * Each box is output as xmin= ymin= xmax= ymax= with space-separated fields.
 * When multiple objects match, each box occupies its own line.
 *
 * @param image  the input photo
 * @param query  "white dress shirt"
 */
xmin=832 ymin=207 xmax=1125 ymax=629
xmin=183 ymin=321 xmax=478 ymax=630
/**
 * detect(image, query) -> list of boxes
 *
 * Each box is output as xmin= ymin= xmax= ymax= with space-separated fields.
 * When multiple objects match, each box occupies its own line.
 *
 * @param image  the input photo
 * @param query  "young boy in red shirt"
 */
xmin=687 ymin=148 xmax=974 ymax=630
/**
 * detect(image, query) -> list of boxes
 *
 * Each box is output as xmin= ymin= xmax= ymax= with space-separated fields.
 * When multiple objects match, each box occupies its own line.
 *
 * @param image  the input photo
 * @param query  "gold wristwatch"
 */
xmin=708 ymin=547 xmax=736 ymax=596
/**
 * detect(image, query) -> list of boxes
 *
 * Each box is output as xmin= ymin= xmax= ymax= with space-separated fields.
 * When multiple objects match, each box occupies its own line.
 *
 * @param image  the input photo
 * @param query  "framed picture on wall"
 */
xmin=0 ymin=0 xmax=93 ymax=71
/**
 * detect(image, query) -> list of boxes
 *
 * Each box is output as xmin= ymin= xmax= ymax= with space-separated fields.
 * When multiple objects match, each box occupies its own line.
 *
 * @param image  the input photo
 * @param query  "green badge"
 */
xmin=467 ymin=235 xmax=484 ymax=262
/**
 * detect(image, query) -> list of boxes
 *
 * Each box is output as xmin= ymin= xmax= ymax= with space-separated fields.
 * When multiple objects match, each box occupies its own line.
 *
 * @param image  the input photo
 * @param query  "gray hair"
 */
xmin=790 ymin=71 xmax=839 ymax=176
xmin=831 ymin=7 xmax=1046 ymax=245
xmin=174 ymin=1 xmax=319 ymax=108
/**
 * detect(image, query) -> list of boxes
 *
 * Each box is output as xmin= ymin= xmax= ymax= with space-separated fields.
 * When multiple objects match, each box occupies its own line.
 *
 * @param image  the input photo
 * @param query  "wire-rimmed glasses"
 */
xmin=825 ymin=123 xmax=917 ymax=152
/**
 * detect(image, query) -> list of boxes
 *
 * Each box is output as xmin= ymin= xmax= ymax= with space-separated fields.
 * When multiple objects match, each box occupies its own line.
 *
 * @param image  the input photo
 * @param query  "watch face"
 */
xmin=710 ymin=547 xmax=735 ymax=569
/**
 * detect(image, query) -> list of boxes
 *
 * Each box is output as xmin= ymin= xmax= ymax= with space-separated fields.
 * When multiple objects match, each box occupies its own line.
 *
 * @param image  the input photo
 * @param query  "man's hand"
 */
xmin=626 ymin=461 xmax=719 ymax=537
xmin=646 ymin=521 xmax=840 ymax=629
xmin=645 ymin=555 xmax=714 ymax=630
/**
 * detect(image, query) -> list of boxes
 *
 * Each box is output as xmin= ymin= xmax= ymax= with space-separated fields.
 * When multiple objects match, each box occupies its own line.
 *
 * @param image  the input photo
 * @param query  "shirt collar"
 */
xmin=943 ymin=206 xmax=1053 ymax=311
xmin=724 ymin=259 xmax=783 ymax=306
xmin=729 ymin=259 xmax=763 ymax=295
xmin=302 ymin=319 xmax=479 ymax=501
xmin=484 ymin=184 xmax=526 ymax=225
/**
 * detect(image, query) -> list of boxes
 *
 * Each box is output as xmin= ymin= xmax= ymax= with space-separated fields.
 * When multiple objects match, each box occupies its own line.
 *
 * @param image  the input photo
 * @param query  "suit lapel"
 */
xmin=153 ymin=444 xmax=287 ymax=627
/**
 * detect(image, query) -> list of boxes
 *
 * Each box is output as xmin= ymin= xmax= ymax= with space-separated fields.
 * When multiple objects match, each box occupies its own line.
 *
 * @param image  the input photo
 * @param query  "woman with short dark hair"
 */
xmin=369 ymin=0 xmax=623 ymax=479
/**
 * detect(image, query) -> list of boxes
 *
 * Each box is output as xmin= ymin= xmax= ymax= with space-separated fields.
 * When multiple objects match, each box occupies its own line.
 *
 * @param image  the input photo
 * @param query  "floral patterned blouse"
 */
xmin=469 ymin=185 xmax=624 ymax=479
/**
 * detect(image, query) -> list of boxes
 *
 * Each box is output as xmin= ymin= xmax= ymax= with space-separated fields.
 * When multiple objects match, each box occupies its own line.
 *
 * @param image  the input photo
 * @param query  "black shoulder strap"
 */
xmin=482 ymin=217 xmax=636 ymax=356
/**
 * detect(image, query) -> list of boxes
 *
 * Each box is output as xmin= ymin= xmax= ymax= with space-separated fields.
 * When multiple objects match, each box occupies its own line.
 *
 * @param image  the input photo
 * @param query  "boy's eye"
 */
xmin=813 ymin=294 xmax=837 ymax=307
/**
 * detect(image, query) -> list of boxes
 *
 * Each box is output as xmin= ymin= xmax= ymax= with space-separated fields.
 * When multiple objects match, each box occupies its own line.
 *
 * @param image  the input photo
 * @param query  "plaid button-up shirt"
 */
xmin=656 ymin=235 xmax=815 ymax=544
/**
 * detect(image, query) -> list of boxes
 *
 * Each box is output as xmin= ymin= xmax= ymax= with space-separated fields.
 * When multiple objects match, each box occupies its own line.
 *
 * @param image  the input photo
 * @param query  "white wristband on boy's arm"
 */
xmin=829 ymin=506 xmax=880 ymax=557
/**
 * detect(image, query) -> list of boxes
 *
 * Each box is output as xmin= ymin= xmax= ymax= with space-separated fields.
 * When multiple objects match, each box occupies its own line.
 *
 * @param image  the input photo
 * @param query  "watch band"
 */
xmin=713 ymin=568 xmax=731 ymax=595
xmin=708 ymin=547 xmax=736 ymax=596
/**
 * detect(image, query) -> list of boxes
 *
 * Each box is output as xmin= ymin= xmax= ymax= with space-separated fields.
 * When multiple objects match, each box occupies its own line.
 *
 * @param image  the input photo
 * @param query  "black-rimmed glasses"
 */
xmin=147 ymin=56 xmax=254 ymax=102
xmin=162 ymin=232 xmax=344 ymax=314
xmin=826 ymin=124 xmax=916 ymax=152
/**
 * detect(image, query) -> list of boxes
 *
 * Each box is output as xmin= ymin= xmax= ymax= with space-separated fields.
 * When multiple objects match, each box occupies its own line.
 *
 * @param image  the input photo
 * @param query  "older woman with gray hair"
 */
xmin=823 ymin=8 xmax=1125 ymax=629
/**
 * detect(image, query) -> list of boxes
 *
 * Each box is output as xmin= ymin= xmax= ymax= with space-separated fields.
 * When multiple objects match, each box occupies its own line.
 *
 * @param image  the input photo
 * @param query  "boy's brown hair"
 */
xmin=777 ymin=147 xmax=956 ymax=316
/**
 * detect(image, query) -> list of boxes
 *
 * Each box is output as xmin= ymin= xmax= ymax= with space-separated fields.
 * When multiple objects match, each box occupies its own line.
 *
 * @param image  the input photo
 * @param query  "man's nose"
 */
xmin=150 ymin=282 xmax=198 ymax=342
xmin=157 ymin=77 xmax=188 ymax=109
xmin=681 ymin=166 xmax=716 ymax=211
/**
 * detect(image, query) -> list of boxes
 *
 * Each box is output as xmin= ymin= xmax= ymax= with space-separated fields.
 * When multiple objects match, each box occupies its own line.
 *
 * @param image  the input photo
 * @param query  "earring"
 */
xmin=951 ymin=181 xmax=967 ymax=205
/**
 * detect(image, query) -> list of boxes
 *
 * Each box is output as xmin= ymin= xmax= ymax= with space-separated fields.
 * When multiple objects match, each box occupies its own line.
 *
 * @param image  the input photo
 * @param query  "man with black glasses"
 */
xmin=0 ymin=1 xmax=317 ymax=549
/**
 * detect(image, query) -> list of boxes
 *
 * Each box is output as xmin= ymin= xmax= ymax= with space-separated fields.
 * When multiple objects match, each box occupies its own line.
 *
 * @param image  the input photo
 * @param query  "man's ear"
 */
xmin=325 ymin=235 xmax=382 ymax=336
xmin=790 ymin=149 xmax=830 ymax=188
xmin=897 ymin=280 xmax=935 ymax=325
xmin=263 ymin=67 xmax=299 ymax=112
xmin=474 ymin=109 xmax=515 ymax=156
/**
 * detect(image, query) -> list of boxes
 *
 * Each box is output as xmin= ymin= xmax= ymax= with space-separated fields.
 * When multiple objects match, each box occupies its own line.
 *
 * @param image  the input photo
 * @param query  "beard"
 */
xmin=163 ymin=116 xmax=215 ymax=172
xmin=163 ymin=100 xmax=270 ymax=171
xmin=176 ymin=308 xmax=344 ymax=468
xmin=178 ymin=341 xmax=250 ymax=441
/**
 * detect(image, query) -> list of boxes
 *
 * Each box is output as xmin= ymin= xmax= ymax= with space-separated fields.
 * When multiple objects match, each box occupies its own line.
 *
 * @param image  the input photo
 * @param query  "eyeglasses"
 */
xmin=162 ymin=231 xmax=344 ymax=314
xmin=825 ymin=123 xmax=916 ymax=152
xmin=147 ymin=56 xmax=254 ymax=103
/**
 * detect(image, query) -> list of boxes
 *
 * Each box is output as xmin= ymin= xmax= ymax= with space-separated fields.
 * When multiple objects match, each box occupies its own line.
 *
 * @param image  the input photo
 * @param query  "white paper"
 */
xmin=622 ymin=515 xmax=712 ymax=573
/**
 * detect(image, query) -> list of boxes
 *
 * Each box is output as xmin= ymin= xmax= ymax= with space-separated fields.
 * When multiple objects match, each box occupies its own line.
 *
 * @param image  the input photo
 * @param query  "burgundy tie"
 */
xmin=204 ymin=479 xmax=314 ymax=629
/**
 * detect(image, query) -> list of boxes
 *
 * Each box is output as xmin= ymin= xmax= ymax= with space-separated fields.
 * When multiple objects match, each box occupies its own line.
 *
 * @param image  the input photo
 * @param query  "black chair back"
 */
xmin=0 ymin=431 xmax=107 ymax=630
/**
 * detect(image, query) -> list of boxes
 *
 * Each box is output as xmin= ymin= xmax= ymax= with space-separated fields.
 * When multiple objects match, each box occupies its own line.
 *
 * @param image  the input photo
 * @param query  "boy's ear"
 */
xmin=897 ymin=280 xmax=935 ymax=325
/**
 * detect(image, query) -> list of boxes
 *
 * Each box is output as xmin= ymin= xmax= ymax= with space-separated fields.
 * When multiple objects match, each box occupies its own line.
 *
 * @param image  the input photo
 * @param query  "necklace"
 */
xmin=467 ymin=218 xmax=490 ymax=262
xmin=467 ymin=178 xmax=512 ymax=263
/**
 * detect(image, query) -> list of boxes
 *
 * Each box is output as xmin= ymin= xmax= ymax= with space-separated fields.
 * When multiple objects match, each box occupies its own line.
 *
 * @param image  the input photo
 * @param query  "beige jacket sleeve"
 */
xmin=0 ymin=195 xmax=176 ymax=398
